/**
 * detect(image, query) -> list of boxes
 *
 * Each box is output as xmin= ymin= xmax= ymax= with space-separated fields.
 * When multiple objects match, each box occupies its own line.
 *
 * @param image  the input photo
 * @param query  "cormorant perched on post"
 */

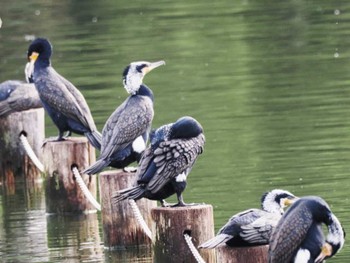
xmin=0 ymin=80 xmax=42 ymax=117
xmin=199 ymin=189 xmax=297 ymax=249
xmin=113 ymin=116 xmax=205 ymax=207
xmin=268 ymin=196 xmax=345 ymax=263
xmin=83 ymin=60 xmax=165 ymax=175
xmin=26 ymin=38 xmax=102 ymax=149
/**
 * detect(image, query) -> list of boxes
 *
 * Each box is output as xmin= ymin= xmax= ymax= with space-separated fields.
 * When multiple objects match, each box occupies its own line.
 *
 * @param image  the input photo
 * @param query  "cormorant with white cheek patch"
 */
xmin=83 ymin=60 xmax=165 ymax=175
xmin=26 ymin=38 xmax=102 ymax=149
xmin=113 ymin=116 xmax=205 ymax=207
xmin=268 ymin=196 xmax=345 ymax=263
xmin=199 ymin=189 xmax=298 ymax=249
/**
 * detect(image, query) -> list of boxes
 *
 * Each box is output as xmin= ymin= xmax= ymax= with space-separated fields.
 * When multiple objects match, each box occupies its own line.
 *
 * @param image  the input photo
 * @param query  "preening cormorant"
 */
xmin=268 ymin=196 xmax=345 ymax=263
xmin=83 ymin=60 xmax=165 ymax=175
xmin=199 ymin=189 xmax=297 ymax=249
xmin=113 ymin=116 xmax=205 ymax=207
xmin=26 ymin=38 xmax=102 ymax=149
xmin=0 ymin=80 xmax=41 ymax=117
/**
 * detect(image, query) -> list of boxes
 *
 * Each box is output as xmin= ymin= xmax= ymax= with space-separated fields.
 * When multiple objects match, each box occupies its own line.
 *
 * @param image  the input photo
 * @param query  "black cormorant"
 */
xmin=199 ymin=189 xmax=297 ymax=248
xmin=0 ymin=80 xmax=41 ymax=117
xmin=113 ymin=116 xmax=205 ymax=207
xmin=268 ymin=196 xmax=345 ymax=263
xmin=26 ymin=38 xmax=102 ymax=149
xmin=83 ymin=60 xmax=165 ymax=175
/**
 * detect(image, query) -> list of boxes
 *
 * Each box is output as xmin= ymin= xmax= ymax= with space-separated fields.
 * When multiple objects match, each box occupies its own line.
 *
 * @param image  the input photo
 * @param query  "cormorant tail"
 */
xmin=82 ymin=158 xmax=109 ymax=175
xmin=113 ymin=185 xmax=145 ymax=203
xmin=198 ymin=234 xmax=233 ymax=249
xmin=85 ymin=130 xmax=102 ymax=150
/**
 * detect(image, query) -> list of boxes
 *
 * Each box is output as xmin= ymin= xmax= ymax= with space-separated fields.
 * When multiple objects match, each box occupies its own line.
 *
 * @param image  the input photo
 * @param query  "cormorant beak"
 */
xmin=283 ymin=196 xmax=299 ymax=207
xmin=29 ymin=52 xmax=39 ymax=63
xmin=143 ymin=60 xmax=165 ymax=74
xmin=315 ymin=243 xmax=332 ymax=263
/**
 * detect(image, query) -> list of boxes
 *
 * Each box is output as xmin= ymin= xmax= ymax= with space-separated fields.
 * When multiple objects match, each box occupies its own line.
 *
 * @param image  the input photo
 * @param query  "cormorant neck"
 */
xmin=135 ymin=84 xmax=154 ymax=101
xmin=35 ymin=58 xmax=51 ymax=69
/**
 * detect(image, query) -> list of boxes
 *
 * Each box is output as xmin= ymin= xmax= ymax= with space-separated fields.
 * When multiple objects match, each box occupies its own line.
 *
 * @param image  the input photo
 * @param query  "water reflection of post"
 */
xmin=1 ymin=181 xmax=49 ymax=262
xmin=0 ymin=109 xmax=45 ymax=188
xmin=46 ymin=213 xmax=103 ymax=262
xmin=42 ymin=137 xmax=97 ymax=214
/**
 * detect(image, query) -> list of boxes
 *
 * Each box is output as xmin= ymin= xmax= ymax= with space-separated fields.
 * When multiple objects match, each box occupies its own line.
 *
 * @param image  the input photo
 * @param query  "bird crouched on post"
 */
xmin=83 ymin=60 xmax=165 ymax=175
xmin=113 ymin=116 xmax=205 ymax=207
xmin=268 ymin=196 xmax=345 ymax=263
xmin=26 ymin=38 xmax=102 ymax=150
xmin=199 ymin=189 xmax=298 ymax=249
xmin=0 ymin=80 xmax=42 ymax=117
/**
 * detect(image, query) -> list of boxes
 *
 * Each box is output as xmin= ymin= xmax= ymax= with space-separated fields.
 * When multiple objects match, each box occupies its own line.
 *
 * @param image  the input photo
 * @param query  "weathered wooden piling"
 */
xmin=216 ymin=245 xmax=269 ymax=263
xmin=0 ymin=108 xmax=45 ymax=185
xmin=151 ymin=204 xmax=216 ymax=263
xmin=99 ymin=170 xmax=157 ymax=249
xmin=42 ymin=137 xmax=97 ymax=214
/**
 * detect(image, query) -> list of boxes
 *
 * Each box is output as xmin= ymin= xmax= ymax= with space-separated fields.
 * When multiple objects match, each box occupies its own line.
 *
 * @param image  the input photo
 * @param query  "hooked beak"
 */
xmin=283 ymin=196 xmax=299 ymax=207
xmin=315 ymin=243 xmax=332 ymax=263
xmin=144 ymin=60 xmax=165 ymax=74
xmin=29 ymin=52 xmax=39 ymax=63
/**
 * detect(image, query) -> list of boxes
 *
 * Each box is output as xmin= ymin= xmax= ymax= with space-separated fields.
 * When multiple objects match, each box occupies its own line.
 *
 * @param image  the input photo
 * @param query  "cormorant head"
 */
xmin=169 ymin=116 xmax=204 ymax=140
xmin=261 ymin=189 xmax=298 ymax=215
xmin=315 ymin=211 xmax=345 ymax=262
xmin=26 ymin=38 xmax=53 ymax=77
xmin=122 ymin=60 xmax=165 ymax=95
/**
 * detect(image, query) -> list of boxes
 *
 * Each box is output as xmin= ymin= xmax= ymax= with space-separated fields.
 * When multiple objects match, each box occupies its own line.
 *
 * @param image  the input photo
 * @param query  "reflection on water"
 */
xmin=1 ymin=0 xmax=350 ymax=262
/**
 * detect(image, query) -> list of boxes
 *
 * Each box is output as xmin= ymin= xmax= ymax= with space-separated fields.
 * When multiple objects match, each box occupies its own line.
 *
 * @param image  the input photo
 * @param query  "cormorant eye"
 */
xmin=136 ymin=64 xmax=147 ymax=73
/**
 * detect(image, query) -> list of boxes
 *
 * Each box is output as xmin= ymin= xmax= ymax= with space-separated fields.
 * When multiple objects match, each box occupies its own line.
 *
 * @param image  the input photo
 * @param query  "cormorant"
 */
xmin=26 ymin=38 xmax=102 ymax=149
xmin=83 ymin=60 xmax=165 ymax=175
xmin=113 ymin=116 xmax=205 ymax=207
xmin=0 ymin=80 xmax=41 ymax=117
xmin=268 ymin=196 xmax=345 ymax=263
xmin=198 ymin=189 xmax=297 ymax=249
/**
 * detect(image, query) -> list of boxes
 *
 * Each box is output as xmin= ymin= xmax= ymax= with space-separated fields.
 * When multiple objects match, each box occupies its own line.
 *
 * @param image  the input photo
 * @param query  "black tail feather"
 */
xmin=85 ymin=130 xmax=102 ymax=150
xmin=113 ymin=185 xmax=145 ymax=204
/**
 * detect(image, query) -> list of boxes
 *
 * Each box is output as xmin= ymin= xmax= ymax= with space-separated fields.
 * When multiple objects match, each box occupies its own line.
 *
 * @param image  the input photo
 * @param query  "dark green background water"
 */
xmin=0 ymin=0 xmax=349 ymax=262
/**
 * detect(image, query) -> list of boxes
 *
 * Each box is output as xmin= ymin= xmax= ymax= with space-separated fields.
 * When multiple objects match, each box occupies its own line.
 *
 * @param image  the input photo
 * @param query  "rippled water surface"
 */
xmin=1 ymin=0 xmax=350 ymax=262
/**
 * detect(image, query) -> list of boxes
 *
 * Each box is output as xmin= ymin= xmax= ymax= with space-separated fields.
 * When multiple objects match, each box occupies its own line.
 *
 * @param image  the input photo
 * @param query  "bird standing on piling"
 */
xmin=0 ymin=80 xmax=42 ymax=117
xmin=268 ymin=196 xmax=345 ymax=263
xmin=113 ymin=116 xmax=205 ymax=207
xmin=83 ymin=60 xmax=165 ymax=175
xmin=26 ymin=38 xmax=102 ymax=149
xmin=199 ymin=189 xmax=297 ymax=249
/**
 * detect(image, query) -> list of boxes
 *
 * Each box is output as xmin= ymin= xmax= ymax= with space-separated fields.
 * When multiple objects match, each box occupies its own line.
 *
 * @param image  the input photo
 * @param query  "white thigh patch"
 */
xmin=132 ymin=136 xmax=146 ymax=153
xmin=175 ymin=172 xmax=187 ymax=182
xmin=294 ymin=249 xmax=311 ymax=263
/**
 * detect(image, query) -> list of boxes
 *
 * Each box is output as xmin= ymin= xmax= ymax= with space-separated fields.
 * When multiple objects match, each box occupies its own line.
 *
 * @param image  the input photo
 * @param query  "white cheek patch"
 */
xmin=175 ymin=172 xmax=187 ymax=182
xmin=294 ymin=249 xmax=311 ymax=263
xmin=132 ymin=136 xmax=146 ymax=153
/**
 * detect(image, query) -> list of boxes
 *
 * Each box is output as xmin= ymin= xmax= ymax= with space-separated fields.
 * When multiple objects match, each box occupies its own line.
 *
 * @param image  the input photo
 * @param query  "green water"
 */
xmin=1 ymin=0 xmax=350 ymax=262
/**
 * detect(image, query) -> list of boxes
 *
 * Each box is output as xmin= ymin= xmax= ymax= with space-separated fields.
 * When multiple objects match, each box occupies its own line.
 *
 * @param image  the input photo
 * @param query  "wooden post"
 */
xmin=216 ymin=245 xmax=269 ymax=263
xmin=42 ymin=137 xmax=97 ymax=214
xmin=0 ymin=108 xmax=45 ymax=185
xmin=99 ymin=170 xmax=157 ymax=249
xmin=151 ymin=204 xmax=216 ymax=263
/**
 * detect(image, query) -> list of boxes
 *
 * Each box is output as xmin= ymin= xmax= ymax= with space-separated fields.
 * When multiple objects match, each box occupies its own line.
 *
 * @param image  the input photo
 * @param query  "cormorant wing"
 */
xmin=239 ymin=212 xmax=280 ymax=244
xmin=36 ymin=67 xmax=94 ymax=130
xmin=146 ymin=133 xmax=205 ymax=193
xmin=100 ymin=95 xmax=153 ymax=158
xmin=6 ymin=83 xmax=41 ymax=112
xmin=56 ymin=72 xmax=97 ymax=131
xmin=269 ymin=204 xmax=313 ymax=263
